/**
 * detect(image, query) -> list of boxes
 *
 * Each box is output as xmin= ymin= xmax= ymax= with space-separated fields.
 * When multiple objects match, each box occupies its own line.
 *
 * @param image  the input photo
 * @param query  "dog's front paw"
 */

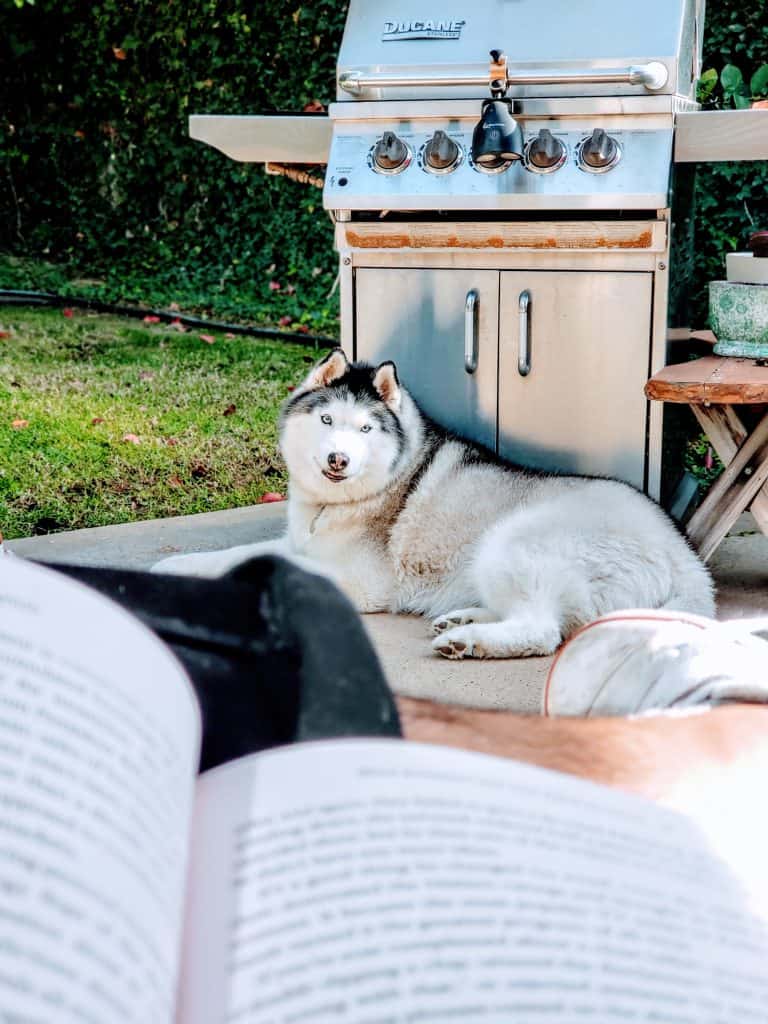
xmin=152 ymin=539 xmax=288 ymax=578
xmin=431 ymin=607 xmax=495 ymax=635
xmin=151 ymin=550 xmax=238 ymax=578
xmin=432 ymin=629 xmax=481 ymax=660
xmin=432 ymin=615 xmax=461 ymax=636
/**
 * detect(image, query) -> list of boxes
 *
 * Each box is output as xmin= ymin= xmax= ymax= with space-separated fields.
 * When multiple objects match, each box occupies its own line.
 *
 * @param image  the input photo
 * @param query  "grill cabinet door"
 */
xmin=355 ymin=268 xmax=499 ymax=451
xmin=498 ymin=271 xmax=652 ymax=488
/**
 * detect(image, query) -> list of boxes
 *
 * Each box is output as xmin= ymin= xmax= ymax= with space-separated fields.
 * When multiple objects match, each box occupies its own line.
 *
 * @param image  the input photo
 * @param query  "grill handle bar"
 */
xmin=518 ymin=290 xmax=531 ymax=377
xmin=464 ymin=289 xmax=479 ymax=374
xmin=340 ymin=62 xmax=668 ymax=95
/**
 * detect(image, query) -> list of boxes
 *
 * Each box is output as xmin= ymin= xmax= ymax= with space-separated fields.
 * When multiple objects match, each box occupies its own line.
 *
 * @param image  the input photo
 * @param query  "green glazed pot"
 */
xmin=710 ymin=280 xmax=768 ymax=358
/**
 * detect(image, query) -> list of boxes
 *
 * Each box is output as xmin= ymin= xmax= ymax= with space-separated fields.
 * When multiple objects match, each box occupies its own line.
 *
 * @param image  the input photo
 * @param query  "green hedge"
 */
xmin=1 ymin=1 xmax=767 ymax=330
xmin=0 ymin=0 xmax=348 ymax=331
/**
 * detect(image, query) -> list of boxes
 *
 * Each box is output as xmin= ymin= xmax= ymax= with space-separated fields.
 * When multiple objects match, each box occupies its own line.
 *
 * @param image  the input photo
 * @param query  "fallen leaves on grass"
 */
xmin=224 ymin=332 xmax=236 ymax=339
xmin=11 ymin=419 xmax=29 ymax=430
xmin=168 ymin=475 xmax=183 ymax=488
xmin=2 ymin=306 xmax=309 ymax=537
xmin=138 ymin=370 xmax=155 ymax=381
xmin=294 ymin=324 xmax=310 ymax=335
xmin=269 ymin=280 xmax=282 ymax=292
xmin=113 ymin=46 xmax=127 ymax=60
xmin=170 ymin=319 xmax=187 ymax=332
xmin=199 ymin=333 xmax=216 ymax=344
xmin=223 ymin=403 xmax=236 ymax=416
xmin=62 ymin=308 xmax=74 ymax=318
xmin=0 ymin=330 xmax=10 ymax=339
xmin=122 ymin=433 xmax=141 ymax=444
xmin=143 ymin=315 xmax=161 ymax=324
xmin=278 ymin=315 xmax=293 ymax=327
xmin=260 ymin=492 xmax=285 ymax=503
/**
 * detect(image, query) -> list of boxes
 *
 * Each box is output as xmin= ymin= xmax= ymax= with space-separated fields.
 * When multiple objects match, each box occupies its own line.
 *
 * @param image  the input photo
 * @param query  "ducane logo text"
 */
xmin=382 ymin=19 xmax=466 ymax=41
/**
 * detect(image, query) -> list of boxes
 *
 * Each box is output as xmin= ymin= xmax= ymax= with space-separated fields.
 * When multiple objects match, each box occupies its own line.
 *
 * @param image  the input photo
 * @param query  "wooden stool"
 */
xmin=646 ymin=355 xmax=768 ymax=561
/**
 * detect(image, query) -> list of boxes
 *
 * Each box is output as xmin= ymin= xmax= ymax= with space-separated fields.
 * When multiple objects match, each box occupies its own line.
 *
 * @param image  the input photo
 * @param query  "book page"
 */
xmin=180 ymin=738 xmax=768 ymax=1023
xmin=0 ymin=558 xmax=201 ymax=1023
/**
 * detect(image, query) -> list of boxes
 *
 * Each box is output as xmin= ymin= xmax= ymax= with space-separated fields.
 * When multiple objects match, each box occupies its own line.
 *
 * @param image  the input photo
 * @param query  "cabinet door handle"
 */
xmin=464 ymin=289 xmax=479 ymax=374
xmin=518 ymin=289 xmax=531 ymax=377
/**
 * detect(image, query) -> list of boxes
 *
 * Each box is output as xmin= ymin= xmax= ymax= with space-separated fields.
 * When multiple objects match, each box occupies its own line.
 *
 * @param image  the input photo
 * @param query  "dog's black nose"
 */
xmin=328 ymin=451 xmax=349 ymax=472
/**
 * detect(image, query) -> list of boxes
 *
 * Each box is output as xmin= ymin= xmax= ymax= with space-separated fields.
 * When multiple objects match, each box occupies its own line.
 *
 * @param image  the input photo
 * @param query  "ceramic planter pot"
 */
xmin=709 ymin=280 xmax=768 ymax=358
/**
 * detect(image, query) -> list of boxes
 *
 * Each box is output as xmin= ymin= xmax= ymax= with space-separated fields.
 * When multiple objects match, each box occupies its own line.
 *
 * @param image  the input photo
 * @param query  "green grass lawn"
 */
xmin=0 ymin=306 xmax=328 ymax=539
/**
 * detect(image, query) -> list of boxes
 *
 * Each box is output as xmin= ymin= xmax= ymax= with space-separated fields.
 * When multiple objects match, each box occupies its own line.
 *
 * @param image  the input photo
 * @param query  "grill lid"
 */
xmin=338 ymin=0 xmax=701 ymax=101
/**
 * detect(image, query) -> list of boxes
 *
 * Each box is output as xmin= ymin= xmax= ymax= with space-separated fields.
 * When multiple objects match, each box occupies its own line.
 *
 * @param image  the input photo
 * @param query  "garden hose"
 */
xmin=0 ymin=289 xmax=337 ymax=348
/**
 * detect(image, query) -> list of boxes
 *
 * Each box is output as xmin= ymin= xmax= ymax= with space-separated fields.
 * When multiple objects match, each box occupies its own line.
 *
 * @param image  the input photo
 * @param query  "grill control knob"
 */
xmin=580 ymin=128 xmax=620 ymax=171
xmin=525 ymin=129 xmax=566 ymax=172
xmin=423 ymin=130 xmax=460 ymax=172
xmin=371 ymin=131 xmax=410 ymax=173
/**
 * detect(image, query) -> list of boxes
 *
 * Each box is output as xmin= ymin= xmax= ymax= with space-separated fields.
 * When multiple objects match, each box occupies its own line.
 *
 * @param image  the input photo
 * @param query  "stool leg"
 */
xmin=690 ymin=404 xmax=768 ymax=535
xmin=687 ymin=409 xmax=768 ymax=561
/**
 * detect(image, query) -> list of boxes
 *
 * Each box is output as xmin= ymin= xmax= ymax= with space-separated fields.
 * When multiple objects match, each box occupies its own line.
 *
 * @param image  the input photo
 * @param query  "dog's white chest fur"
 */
xmin=153 ymin=350 xmax=714 ymax=661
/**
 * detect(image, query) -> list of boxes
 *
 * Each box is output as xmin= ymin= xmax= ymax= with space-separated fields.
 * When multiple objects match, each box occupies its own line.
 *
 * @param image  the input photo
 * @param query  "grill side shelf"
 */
xmin=189 ymin=115 xmax=331 ymax=164
xmin=675 ymin=111 xmax=768 ymax=163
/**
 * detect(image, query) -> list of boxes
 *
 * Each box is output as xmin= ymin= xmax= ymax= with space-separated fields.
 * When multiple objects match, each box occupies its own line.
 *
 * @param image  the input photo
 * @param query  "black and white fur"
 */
xmin=153 ymin=349 xmax=715 ymax=660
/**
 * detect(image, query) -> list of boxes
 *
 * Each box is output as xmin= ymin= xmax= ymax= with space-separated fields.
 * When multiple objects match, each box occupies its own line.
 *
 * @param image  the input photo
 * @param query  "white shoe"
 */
xmin=544 ymin=609 xmax=768 ymax=717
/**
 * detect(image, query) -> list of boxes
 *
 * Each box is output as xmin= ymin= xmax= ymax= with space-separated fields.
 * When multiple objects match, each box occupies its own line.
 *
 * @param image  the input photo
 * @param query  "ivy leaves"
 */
xmin=698 ymin=63 xmax=768 ymax=109
xmin=719 ymin=63 xmax=768 ymax=107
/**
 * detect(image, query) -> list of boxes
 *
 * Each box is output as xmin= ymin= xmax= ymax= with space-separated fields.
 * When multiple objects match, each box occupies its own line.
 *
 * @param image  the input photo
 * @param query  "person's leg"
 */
xmin=415 ymin=604 xmax=768 ymax=838
xmin=397 ymin=696 xmax=768 ymax=826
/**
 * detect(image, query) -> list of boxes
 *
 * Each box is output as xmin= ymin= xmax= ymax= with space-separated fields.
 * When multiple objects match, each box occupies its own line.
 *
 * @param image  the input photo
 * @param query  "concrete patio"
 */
xmin=9 ymin=505 xmax=768 ymax=714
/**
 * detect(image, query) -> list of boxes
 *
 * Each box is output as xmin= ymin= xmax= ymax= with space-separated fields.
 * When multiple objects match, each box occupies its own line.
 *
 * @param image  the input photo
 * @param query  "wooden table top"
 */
xmin=646 ymin=355 xmax=768 ymax=404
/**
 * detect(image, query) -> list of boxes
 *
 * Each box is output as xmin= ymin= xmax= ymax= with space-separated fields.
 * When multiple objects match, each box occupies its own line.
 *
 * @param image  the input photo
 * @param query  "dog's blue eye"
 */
xmin=320 ymin=414 xmax=332 ymax=425
xmin=360 ymin=424 xmax=372 ymax=433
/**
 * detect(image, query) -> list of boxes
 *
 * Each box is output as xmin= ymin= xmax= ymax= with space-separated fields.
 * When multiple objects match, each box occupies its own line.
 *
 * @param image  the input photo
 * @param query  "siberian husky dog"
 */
xmin=154 ymin=349 xmax=715 ymax=660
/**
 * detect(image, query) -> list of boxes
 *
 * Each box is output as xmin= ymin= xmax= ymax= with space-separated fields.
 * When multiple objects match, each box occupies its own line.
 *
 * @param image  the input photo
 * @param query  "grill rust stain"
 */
xmin=345 ymin=228 xmax=654 ymax=250
xmin=614 ymin=229 xmax=653 ymax=249
xmin=346 ymin=231 xmax=411 ymax=248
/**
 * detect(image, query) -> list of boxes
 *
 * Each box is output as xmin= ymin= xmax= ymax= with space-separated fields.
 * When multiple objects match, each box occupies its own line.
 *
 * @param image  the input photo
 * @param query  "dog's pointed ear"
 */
xmin=302 ymin=348 xmax=349 ymax=390
xmin=373 ymin=361 xmax=401 ymax=412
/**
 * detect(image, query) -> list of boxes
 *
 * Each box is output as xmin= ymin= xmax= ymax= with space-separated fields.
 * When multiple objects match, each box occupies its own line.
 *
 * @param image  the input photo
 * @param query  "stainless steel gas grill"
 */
xmin=191 ymin=0 xmax=768 ymax=501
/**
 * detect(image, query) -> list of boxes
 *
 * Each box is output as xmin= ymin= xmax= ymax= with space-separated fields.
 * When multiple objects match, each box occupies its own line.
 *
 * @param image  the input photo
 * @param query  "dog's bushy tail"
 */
xmin=662 ymin=558 xmax=716 ymax=619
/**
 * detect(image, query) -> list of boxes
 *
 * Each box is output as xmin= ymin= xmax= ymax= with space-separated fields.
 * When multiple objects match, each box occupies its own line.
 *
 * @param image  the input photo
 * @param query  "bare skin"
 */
xmin=396 ymin=697 xmax=768 ymax=828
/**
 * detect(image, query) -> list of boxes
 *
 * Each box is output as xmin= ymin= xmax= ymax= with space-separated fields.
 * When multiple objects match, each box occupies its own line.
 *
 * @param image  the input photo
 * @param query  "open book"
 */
xmin=2 ymin=556 xmax=768 ymax=1023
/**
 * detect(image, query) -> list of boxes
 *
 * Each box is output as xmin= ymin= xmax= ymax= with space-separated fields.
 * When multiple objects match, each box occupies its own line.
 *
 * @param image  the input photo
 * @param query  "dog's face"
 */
xmin=279 ymin=349 xmax=406 ymax=502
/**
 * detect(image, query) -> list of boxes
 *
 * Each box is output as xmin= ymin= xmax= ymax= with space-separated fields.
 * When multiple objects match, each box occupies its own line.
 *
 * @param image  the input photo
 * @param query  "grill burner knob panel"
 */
xmin=524 ymin=129 xmax=567 ymax=173
xmin=370 ymin=131 xmax=411 ymax=174
xmin=578 ymin=129 xmax=621 ymax=172
xmin=422 ymin=130 xmax=461 ymax=173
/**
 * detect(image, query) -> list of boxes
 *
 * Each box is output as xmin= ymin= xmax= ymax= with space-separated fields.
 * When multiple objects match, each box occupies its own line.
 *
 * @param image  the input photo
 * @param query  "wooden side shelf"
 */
xmin=646 ymin=355 xmax=768 ymax=405
xmin=647 ymin=354 xmax=768 ymax=561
